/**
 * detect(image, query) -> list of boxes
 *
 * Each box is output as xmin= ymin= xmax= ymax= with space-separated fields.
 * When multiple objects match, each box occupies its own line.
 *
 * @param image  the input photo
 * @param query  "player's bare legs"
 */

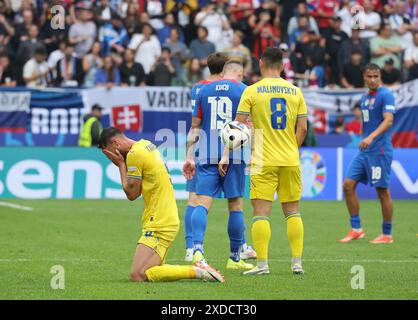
xmin=191 ymin=195 xmax=213 ymax=262
xmin=243 ymin=199 xmax=272 ymax=275
xmin=184 ymin=192 xmax=198 ymax=261
xmin=225 ymin=197 xmax=253 ymax=270
xmin=282 ymin=201 xmax=304 ymax=274
xmin=130 ymin=244 xmax=162 ymax=282
xmin=130 ymin=244 xmax=225 ymax=283
xmin=340 ymin=178 xmax=365 ymax=243
xmin=370 ymin=187 xmax=394 ymax=243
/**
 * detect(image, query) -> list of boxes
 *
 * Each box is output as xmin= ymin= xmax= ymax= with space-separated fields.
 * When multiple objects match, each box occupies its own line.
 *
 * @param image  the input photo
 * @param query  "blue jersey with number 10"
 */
xmin=193 ymin=79 xmax=247 ymax=164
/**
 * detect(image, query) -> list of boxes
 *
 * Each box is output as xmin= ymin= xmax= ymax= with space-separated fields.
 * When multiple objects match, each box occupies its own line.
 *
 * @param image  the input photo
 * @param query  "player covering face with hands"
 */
xmin=99 ymin=127 xmax=225 ymax=283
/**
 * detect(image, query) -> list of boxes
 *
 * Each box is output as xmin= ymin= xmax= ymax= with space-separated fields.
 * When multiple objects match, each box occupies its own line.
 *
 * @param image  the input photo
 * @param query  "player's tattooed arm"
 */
xmin=360 ymin=112 xmax=394 ymax=150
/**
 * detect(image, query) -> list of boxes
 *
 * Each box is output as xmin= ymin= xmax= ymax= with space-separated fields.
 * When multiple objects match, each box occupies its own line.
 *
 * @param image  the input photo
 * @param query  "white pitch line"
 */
xmin=0 ymin=201 xmax=33 ymax=211
xmin=0 ymin=258 xmax=416 ymax=263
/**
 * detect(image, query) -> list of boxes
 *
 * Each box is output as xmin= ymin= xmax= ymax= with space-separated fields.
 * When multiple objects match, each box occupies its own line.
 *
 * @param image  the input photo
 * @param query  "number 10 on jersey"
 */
xmin=270 ymin=98 xmax=287 ymax=130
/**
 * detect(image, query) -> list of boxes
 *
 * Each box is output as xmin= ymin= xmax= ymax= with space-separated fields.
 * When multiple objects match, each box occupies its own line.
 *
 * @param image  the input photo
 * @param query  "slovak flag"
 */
xmin=110 ymin=105 xmax=142 ymax=132
xmin=0 ymin=91 xmax=30 ymax=133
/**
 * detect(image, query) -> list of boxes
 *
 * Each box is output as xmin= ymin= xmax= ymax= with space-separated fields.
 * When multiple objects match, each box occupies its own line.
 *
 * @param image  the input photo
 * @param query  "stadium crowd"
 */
xmin=0 ymin=0 xmax=417 ymax=90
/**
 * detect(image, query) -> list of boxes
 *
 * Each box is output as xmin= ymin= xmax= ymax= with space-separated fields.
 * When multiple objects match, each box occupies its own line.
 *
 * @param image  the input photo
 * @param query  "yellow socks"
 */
xmin=251 ymin=216 xmax=271 ymax=264
xmin=145 ymin=264 xmax=196 ymax=282
xmin=286 ymin=212 xmax=304 ymax=260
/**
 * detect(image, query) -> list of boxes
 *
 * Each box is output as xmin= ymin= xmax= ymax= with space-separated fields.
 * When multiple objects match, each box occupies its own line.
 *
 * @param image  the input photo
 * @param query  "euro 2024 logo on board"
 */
xmin=301 ymin=150 xmax=326 ymax=198
xmin=111 ymin=105 xmax=142 ymax=132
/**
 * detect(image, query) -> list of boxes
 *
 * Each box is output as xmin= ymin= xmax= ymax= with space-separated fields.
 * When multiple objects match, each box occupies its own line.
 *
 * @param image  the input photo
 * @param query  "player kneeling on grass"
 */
xmin=99 ymin=127 xmax=225 ymax=283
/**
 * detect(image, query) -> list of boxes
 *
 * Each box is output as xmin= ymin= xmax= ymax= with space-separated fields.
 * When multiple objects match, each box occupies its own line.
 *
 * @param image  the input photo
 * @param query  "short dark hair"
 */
xmin=198 ymin=26 xmax=209 ymax=36
xmin=92 ymin=104 xmax=102 ymax=112
xmin=261 ymin=47 xmax=283 ymax=69
xmin=98 ymin=127 xmax=122 ymax=149
xmin=34 ymin=46 xmax=47 ymax=56
xmin=207 ymin=52 xmax=228 ymax=75
xmin=363 ymin=63 xmax=381 ymax=74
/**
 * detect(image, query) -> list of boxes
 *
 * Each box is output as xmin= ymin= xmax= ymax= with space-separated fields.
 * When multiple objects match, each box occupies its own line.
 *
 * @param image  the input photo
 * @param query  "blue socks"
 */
xmin=184 ymin=205 xmax=194 ymax=249
xmin=228 ymin=211 xmax=245 ymax=262
xmin=191 ymin=205 xmax=208 ymax=254
xmin=382 ymin=221 xmax=392 ymax=236
xmin=350 ymin=215 xmax=362 ymax=230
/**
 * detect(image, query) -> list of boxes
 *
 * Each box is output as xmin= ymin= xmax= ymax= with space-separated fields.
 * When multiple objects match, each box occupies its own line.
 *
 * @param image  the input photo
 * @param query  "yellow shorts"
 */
xmin=137 ymin=230 xmax=178 ymax=263
xmin=250 ymin=165 xmax=302 ymax=203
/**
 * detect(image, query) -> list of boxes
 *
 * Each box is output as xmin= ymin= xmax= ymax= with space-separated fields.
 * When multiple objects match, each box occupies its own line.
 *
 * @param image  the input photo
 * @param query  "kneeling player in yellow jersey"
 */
xmin=99 ymin=127 xmax=225 ymax=283
xmin=219 ymin=47 xmax=308 ymax=275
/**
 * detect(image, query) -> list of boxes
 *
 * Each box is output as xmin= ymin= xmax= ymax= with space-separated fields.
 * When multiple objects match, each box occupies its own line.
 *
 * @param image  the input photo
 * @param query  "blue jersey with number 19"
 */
xmin=237 ymin=77 xmax=307 ymax=167
xmin=193 ymin=78 xmax=247 ymax=164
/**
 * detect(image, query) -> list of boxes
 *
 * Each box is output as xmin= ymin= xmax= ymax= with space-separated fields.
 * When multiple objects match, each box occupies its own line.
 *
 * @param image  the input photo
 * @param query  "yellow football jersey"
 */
xmin=126 ymin=140 xmax=179 ymax=235
xmin=237 ymin=77 xmax=307 ymax=167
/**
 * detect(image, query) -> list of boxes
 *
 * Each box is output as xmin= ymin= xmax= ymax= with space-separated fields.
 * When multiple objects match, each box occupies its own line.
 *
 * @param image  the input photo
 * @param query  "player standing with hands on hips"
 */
xmin=220 ymin=47 xmax=308 ymax=275
xmin=340 ymin=64 xmax=396 ymax=244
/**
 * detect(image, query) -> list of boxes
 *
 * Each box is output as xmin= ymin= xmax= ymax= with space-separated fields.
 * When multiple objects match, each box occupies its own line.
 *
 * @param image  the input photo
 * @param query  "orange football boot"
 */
xmin=339 ymin=229 xmax=365 ymax=243
xmin=369 ymin=234 xmax=394 ymax=244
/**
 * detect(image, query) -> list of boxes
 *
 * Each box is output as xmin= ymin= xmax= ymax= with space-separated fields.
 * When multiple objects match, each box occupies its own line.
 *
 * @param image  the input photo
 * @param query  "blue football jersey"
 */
xmin=193 ymin=79 xmax=247 ymax=164
xmin=360 ymin=86 xmax=396 ymax=155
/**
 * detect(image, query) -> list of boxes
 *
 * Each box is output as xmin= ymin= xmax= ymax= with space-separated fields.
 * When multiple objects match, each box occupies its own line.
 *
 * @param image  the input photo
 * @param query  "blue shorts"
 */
xmin=186 ymin=174 xmax=197 ymax=193
xmin=196 ymin=162 xmax=245 ymax=199
xmin=346 ymin=152 xmax=392 ymax=188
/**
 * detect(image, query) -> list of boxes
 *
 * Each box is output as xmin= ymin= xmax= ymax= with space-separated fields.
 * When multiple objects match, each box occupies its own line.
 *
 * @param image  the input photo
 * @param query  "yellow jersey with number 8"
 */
xmin=126 ymin=140 xmax=179 ymax=236
xmin=237 ymin=77 xmax=307 ymax=167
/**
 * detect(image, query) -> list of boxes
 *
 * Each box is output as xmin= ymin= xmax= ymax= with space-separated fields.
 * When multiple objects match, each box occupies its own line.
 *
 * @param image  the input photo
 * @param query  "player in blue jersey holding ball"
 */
xmin=183 ymin=60 xmax=255 ymax=269
xmin=340 ymin=63 xmax=396 ymax=244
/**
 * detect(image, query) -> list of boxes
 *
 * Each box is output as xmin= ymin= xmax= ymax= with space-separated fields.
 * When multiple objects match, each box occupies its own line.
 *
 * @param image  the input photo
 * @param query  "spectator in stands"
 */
xmin=381 ymin=58 xmax=401 ymax=87
xmin=288 ymin=14 xmax=311 ymax=50
xmin=280 ymin=43 xmax=294 ymax=84
xmin=48 ymin=39 xmax=66 ymax=79
xmin=83 ymin=41 xmax=104 ymax=88
xmin=149 ymin=47 xmax=176 ymax=86
xmin=341 ymin=50 xmax=364 ymax=89
xmin=370 ymin=24 xmax=403 ymax=69
xmin=16 ymin=24 xmax=45 ymax=69
xmin=164 ymin=28 xmax=188 ymax=84
xmin=358 ymin=0 xmax=381 ymax=40
xmin=389 ymin=2 xmax=414 ymax=50
xmin=345 ymin=103 xmax=362 ymax=136
xmin=339 ymin=28 xmax=370 ymax=71
xmin=98 ymin=13 xmax=129 ymax=56
xmin=54 ymin=42 xmax=83 ymax=87
xmin=404 ymin=31 xmax=418 ymax=81
xmin=119 ymin=48 xmax=146 ymax=86
xmin=405 ymin=0 xmax=418 ymax=29
xmin=0 ymin=53 xmax=16 ymax=87
xmin=228 ymin=0 xmax=260 ymax=27
xmin=11 ymin=8 xmax=33 ymax=53
xmin=95 ymin=55 xmax=121 ymax=89
xmin=332 ymin=116 xmax=345 ymax=134
xmin=287 ymin=2 xmax=319 ymax=39
xmin=324 ymin=16 xmax=349 ymax=85
xmin=185 ymin=57 xmax=203 ymax=87
xmin=147 ymin=0 xmax=165 ymax=30
xmin=251 ymin=9 xmax=280 ymax=59
xmin=310 ymin=0 xmax=339 ymax=35
xmin=23 ymin=46 xmax=50 ymax=88
xmin=0 ymin=13 xmax=14 ymax=52
xmin=223 ymin=30 xmax=252 ymax=77
xmin=78 ymin=104 xmax=103 ymax=148
xmin=189 ymin=26 xmax=215 ymax=70
xmin=128 ymin=22 xmax=161 ymax=74
xmin=69 ymin=6 xmax=97 ymax=59
xmin=123 ymin=3 xmax=140 ymax=37
xmin=194 ymin=2 xmax=229 ymax=51
xmin=94 ymin=0 xmax=117 ymax=26
xmin=337 ymin=0 xmax=353 ymax=37
xmin=158 ymin=12 xmax=184 ymax=45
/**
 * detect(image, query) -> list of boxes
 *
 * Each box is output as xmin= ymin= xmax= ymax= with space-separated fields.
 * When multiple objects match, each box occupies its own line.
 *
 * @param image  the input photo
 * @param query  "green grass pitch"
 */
xmin=0 ymin=199 xmax=417 ymax=300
